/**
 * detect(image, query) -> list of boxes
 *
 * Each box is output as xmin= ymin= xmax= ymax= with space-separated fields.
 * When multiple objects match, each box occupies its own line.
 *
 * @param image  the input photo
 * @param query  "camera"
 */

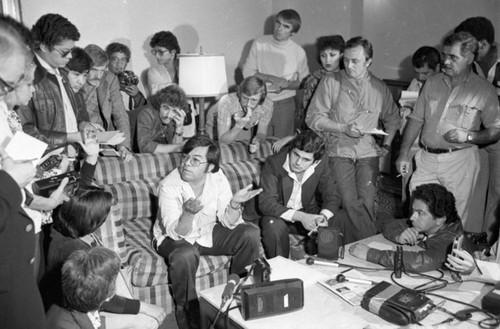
xmin=32 ymin=171 xmax=80 ymax=197
xmin=117 ymin=70 xmax=139 ymax=86
xmin=252 ymin=257 xmax=271 ymax=283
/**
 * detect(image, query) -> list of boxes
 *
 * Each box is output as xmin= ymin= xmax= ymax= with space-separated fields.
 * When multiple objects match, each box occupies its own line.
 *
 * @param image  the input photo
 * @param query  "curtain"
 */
xmin=1 ymin=0 xmax=22 ymax=20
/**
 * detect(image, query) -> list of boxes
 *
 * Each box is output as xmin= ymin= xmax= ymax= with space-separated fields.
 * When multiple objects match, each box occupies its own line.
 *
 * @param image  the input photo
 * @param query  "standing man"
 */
xmin=18 ymin=13 xmax=90 ymax=151
xmin=82 ymin=44 xmax=133 ymax=161
xmin=152 ymin=135 xmax=261 ymax=329
xmin=306 ymin=37 xmax=400 ymax=240
xmin=0 ymin=15 xmax=45 ymax=329
xmin=106 ymin=42 xmax=146 ymax=110
xmin=396 ymin=32 xmax=500 ymax=231
xmin=454 ymin=17 xmax=500 ymax=241
xmin=260 ymin=130 xmax=357 ymax=259
xmin=242 ymin=9 xmax=309 ymax=138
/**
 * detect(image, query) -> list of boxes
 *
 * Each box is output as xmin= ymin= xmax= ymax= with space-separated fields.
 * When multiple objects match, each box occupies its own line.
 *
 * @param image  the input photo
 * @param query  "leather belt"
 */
xmin=422 ymin=144 xmax=461 ymax=154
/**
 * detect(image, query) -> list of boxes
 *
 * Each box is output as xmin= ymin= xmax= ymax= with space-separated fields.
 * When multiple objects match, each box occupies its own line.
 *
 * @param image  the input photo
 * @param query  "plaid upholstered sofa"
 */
xmin=92 ymin=140 xmax=273 ymax=314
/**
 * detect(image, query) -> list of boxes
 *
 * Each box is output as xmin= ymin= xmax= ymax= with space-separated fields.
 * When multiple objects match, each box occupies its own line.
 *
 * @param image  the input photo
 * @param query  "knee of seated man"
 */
xmin=169 ymin=244 xmax=199 ymax=265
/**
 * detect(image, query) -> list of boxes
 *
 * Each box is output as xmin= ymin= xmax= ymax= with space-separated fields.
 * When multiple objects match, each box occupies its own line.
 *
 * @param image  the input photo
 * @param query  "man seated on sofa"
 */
xmin=259 ymin=130 xmax=357 ymax=258
xmin=82 ymin=44 xmax=133 ymax=161
xmin=152 ymin=135 xmax=262 ymax=329
xmin=136 ymin=84 xmax=192 ymax=154
xmin=349 ymin=183 xmax=472 ymax=272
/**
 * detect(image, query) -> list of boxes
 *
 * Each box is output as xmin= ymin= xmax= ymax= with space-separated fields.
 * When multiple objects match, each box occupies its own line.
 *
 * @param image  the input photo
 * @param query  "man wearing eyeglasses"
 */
xmin=0 ymin=15 xmax=47 ymax=329
xmin=152 ymin=135 xmax=262 ymax=329
xmin=17 ymin=14 xmax=91 ymax=154
xmin=397 ymin=31 xmax=500 ymax=231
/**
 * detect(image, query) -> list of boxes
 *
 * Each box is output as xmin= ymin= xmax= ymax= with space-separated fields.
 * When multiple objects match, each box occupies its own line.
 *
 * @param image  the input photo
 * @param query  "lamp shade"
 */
xmin=178 ymin=53 xmax=228 ymax=97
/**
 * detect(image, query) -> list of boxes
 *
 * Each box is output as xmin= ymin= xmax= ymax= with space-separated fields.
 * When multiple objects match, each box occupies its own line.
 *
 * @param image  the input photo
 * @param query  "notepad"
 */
xmin=5 ymin=131 xmax=48 ymax=165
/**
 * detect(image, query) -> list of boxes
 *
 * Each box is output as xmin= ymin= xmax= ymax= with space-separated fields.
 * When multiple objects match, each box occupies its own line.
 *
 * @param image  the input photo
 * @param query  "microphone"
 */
xmin=221 ymin=274 xmax=240 ymax=305
xmin=306 ymin=257 xmax=339 ymax=267
xmin=336 ymin=274 xmax=373 ymax=285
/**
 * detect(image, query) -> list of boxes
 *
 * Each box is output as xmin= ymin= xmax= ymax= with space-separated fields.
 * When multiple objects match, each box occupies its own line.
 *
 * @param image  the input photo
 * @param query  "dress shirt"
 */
xmin=214 ymin=93 xmax=273 ymax=142
xmin=409 ymin=71 xmax=500 ymax=149
xmin=281 ymin=154 xmax=333 ymax=221
xmin=307 ymin=70 xmax=400 ymax=159
xmin=153 ymin=168 xmax=243 ymax=248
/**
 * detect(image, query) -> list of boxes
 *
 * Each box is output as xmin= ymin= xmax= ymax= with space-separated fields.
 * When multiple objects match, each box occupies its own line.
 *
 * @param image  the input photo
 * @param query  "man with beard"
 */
xmin=396 ymin=31 xmax=500 ymax=230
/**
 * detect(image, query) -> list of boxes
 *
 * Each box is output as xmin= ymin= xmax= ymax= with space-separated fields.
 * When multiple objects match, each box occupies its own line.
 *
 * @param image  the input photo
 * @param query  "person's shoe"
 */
xmin=175 ymin=308 xmax=192 ymax=329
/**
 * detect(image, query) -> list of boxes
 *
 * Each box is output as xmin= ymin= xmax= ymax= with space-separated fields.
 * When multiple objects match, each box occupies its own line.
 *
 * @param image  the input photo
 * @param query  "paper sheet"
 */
xmin=5 ymin=131 xmax=47 ymax=165
xmin=362 ymin=128 xmax=388 ymax=136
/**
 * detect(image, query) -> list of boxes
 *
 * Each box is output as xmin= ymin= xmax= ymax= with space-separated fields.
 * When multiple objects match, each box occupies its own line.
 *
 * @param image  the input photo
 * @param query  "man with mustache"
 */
xmin=396 ymin=31 xmax=500 ymax=230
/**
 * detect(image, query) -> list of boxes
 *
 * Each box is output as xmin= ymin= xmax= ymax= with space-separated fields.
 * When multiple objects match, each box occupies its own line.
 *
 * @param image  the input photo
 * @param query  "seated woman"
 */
xmin=206 ymin=76 xmax=273 ymax=153
xmin=46 ymin=247 xmax=165 ymax=329
xmin=136 ymin=84 xmax=192 ymax=153
xmin=41 ymin=135 xmax=164 ymax=328
xmin=273 ymin=35 xmax=345 ymax=153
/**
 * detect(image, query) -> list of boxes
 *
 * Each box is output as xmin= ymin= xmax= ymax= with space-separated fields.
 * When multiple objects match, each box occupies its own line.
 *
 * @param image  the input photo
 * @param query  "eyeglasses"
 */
xmin=181 ymin=154 xmax=208 ymax=167
xmin=0 ymin=72 xmax=25 ymax=96
xmin=53 ymin=47 xmax=74 ymax=58
xmin=151 ymin=49 xmax=170 ymax=56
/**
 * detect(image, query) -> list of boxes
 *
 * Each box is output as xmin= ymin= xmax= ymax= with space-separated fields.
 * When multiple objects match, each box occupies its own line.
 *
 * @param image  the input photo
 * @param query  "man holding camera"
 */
xmin=106 ymin=42 xmax=146 ymax=111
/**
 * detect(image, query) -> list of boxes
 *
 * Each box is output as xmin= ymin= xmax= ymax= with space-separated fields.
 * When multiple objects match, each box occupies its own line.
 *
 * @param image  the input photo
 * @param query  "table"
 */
xmin=199 ymin=234 xmax=491 ymax=329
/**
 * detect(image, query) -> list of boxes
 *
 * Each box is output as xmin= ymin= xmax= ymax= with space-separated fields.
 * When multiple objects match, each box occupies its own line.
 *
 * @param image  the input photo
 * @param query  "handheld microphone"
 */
xmin=306 ymin=257 xmax=339 ymax=267
xmin=221 ymin=274 xmax=240 ymax=304
xmin=336 ymin=274 xmax=373 ymax=285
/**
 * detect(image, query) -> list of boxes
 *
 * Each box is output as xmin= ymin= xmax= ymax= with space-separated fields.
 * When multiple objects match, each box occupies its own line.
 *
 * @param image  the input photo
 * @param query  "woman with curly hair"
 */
xmin=136 ymin=84 xmax=192 ymax=153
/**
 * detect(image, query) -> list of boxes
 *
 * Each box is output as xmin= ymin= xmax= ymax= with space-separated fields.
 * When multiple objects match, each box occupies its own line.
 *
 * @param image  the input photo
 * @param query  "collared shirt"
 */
xmin=87 ymin=310 xmax=101 ymax=329
xmin=212 ymin=93 xmax=273 ymax=142
xmin=307 ymin=70 xmax=400 ymax=159
xmin=280 ymin=154 xmax=333 ymax=221
xmin=409 ymin=71 xmax=500 ymax=149
xmin=153 ymin=168 xmax=243 ymax=248
xmin=36 ymin=54 xmax=78 ymax=134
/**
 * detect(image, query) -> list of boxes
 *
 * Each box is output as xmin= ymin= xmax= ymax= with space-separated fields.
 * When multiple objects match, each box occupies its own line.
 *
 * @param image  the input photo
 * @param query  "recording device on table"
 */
xmin=32 ymin=171 xmax=80 ymax=197
xmin=361 ymin=281 xmax=435 ymax=325
xmin=317 ymin=226 xmax=344 ymax=261
xmin=394 ymin=245 xmax=403 ymax=278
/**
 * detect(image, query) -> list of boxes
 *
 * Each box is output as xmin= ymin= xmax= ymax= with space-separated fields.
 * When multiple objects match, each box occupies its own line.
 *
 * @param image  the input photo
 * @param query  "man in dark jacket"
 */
xmin=259 ymin=130 xmax=355 ymax=258
xmin=349 ymin=183 xmax=470 ymax=272
xmin=18 ymin=14 xmax=90 ymax=152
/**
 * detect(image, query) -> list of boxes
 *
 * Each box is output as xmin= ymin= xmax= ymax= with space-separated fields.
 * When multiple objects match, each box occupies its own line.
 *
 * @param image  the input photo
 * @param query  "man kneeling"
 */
xmin=349 ymin=183 xmax=472 ymax=272
xmin=152 ymin=135 xmax=262 ymax=329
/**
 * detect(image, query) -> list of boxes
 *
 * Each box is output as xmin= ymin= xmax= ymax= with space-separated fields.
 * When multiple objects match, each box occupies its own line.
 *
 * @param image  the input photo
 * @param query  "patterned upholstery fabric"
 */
xmin=93 ymin=139 xmax=275 ymax=313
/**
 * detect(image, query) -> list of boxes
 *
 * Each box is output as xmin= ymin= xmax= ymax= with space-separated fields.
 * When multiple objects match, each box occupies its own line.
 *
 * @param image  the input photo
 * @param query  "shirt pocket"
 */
xmin=444 ymin=104 xmax=482 ymax=130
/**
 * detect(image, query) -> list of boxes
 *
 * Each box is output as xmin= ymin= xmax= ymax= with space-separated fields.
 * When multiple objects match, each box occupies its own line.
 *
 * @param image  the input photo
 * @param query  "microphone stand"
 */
xmin=208 ymin=264 xmax=256 ymax=329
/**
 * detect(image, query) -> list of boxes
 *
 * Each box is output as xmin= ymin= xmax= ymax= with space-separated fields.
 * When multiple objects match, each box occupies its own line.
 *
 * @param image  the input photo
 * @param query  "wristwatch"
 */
xmin=466 ymin=134 xmax=473 ymax=143
xmin=382 ymin=144 xmax=391 ymax=151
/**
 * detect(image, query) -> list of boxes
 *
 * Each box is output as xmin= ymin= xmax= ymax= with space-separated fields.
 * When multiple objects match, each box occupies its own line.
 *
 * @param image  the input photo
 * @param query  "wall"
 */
xmin=363 ymin=0 xmax=500 ymax=80
xmin=20 ymin=0 xmax=500 ymax=87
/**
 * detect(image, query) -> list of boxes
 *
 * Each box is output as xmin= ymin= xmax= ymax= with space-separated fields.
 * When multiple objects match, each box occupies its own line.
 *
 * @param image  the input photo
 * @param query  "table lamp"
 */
xmin=178 ymin=53 xmax=228 ymax=135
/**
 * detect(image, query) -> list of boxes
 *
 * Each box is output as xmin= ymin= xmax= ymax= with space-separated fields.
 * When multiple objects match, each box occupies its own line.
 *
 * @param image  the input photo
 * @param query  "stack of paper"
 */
xmin=96 ymin=131 xmax=126 ymax=146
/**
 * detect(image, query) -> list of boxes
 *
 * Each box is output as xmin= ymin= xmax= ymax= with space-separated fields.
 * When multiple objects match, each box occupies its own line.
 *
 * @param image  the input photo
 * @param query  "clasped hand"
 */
xmin=443 ymin=129 xmax=468 ymax=144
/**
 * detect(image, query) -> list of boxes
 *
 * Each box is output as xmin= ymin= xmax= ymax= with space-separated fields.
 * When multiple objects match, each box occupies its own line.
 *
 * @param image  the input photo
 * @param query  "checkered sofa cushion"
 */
xmin=94 ymin=152 xmax=181 ymax=185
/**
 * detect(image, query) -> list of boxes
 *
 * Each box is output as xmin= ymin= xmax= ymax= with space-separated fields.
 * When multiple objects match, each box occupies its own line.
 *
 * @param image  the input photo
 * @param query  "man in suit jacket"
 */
xmin=82 ymin=44 xmax=133 ymax=161
xmin=260 ymin=130 xmax=353 ymax=258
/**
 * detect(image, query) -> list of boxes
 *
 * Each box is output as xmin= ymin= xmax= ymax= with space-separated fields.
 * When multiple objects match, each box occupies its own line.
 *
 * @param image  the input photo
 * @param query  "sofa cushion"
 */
xmin=219 ymin=139 xmax=274 ymax=164
xmin=105 ymin=178 xmax=161 ymax=221
xmin=93 ymin=202 xmax=127 ymax=261
xmin=124 ymin=218 xmax=230 ymax=287
xmin=95 ymin=153 xmax=181 ymax=185
xmin=220 ymin=158 xmax=264 ymax=193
